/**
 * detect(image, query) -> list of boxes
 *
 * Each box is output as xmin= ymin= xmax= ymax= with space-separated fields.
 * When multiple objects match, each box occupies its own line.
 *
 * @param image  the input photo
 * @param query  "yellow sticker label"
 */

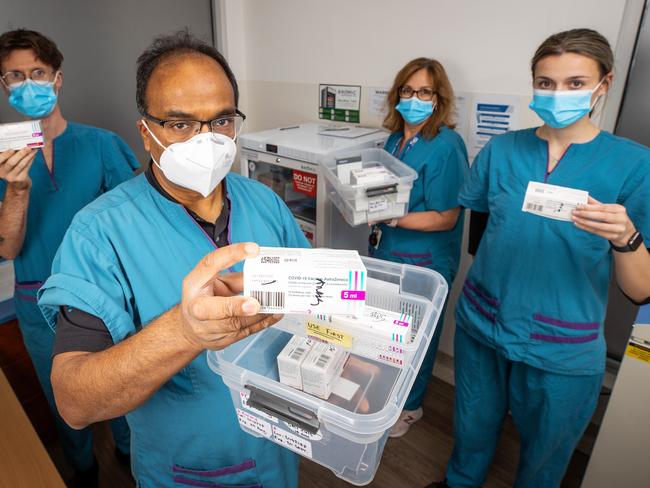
xmin=625 ymin=341 xmax=650 ymax=364
xmin=306 ymin=321 xmax=353 ymax=349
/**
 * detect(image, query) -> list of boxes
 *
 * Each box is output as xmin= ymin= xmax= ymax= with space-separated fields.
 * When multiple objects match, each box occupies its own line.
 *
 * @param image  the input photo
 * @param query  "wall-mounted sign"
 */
xmin=319 ymin=84 xmax=361 ymax=123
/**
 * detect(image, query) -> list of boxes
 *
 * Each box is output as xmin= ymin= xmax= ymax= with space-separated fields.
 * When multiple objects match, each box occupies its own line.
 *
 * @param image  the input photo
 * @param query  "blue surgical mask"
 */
xmin=396 ymin=97 xmax=435 ymax=125
xmin=8 ymin=75 xmax=59 ymax=118
xmin=529 ymin=79 xmax=604 ymax=129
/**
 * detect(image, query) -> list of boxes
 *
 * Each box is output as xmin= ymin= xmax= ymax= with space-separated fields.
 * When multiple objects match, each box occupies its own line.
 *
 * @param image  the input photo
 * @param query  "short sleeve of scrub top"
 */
xmin=618 ymin=143 xmax=650 ymax=248
xmin=40 ymin=225 xmax=136 ymax=340
xmin=422 ymin=138 xmax=467 ymax=212
xmin=0 ymin=128 xmax=139 ymax=201
xmin=100 ymin=131 xmax=141 ymax=191
xmin=458 ymin=140 xmax=493 ymax=212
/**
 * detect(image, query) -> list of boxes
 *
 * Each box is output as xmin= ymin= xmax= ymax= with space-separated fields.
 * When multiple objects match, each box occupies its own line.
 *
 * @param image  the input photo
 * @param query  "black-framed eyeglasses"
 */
xmin=399 ymin=86 xmax=436 ymax=101
xmin=142 ymin=109 xmax=246 ymax=142
xmin=1 ymin=68 xmax=58 ymax=88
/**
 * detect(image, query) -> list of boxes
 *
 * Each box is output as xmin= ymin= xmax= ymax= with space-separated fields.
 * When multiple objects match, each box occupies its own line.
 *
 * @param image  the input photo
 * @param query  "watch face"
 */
xmin=630 ymin=231 xmax=643 ymax=250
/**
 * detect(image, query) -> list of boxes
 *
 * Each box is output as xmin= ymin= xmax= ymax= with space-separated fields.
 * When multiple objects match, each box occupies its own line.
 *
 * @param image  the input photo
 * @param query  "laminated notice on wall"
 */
xmin=319 ymin=84 xmax=361 ymax=123
xmin=468 ymin=93 xmax=519 ymax=159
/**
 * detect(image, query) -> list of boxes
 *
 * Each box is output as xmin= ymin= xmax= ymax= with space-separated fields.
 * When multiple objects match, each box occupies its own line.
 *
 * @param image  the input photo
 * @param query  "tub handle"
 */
xmin=246 ymin=384 xmax=320 ymax=435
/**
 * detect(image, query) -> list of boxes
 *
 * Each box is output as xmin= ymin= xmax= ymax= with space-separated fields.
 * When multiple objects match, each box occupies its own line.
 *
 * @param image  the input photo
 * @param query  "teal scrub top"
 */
xmin=457 ymin=128 xmax=650 ymax=375
xmin=38 ymin=172 xmax=308 ymax=487
xmin=0 ymin=122 xmax=139 ymax=310
xmin=371 ymin=126 xmax=468 ymax=284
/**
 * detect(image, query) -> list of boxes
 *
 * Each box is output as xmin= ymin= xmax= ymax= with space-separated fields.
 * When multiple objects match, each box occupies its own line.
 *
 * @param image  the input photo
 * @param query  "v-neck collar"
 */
xmin=531 ymin=128 xmax=605 ymax=182
xmin=36 ymin=122 xmax=71 ymax=192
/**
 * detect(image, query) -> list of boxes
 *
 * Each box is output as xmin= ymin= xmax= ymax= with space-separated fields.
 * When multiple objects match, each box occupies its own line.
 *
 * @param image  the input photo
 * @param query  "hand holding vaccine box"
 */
xmin=244 ymin=247 xmax=367 ymax=316
xmin=0 ymin=120 xmax=45 ymax=151
xmin=522 ymin=182 xmax=588 ymax=221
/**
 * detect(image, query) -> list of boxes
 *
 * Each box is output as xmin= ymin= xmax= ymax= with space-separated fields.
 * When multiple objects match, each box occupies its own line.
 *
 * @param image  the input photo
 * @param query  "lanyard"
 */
xmin=390 ymin=134 xmax=419 ymax=159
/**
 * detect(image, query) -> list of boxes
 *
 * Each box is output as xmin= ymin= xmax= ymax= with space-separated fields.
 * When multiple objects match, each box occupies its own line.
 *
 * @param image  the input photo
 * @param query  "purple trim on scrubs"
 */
xmin=15 ymin=281 xmax=43 ymax=290
xmin=183 ymin=207 xmax=217 ymax=249
xmin=43 ymin=139 xmax=58 ymax=191
xmin=172 ymin=459 xmax=256 ymax=477
xmin=172 ymin=475 xmax=261 ymax=488
xmin=533 ymin=313 xmax=599 ymax=330
xmin=462 ymin=287 xmax=496 ymax=323
xmin=225 ymin=191 xmax=233 ymax=246
xmin=414 ymin=259 xmax=433 ymax=267
xmin=464 ymin=280 xmax=499 ymax=307
xmin=173 ymin=478 xmax=215 ymax=488
xmin=15 ymin=292 xmax=37 ymax=302
xmin=544 ymin=141 xmax=571 ymax=183
xmin=530 ymin=332 xmax=598 ymax=344
xmin=181 ymin=195 xmax=236 ymax=274
xmin=390 ymin=251 xmax=432 ymax=259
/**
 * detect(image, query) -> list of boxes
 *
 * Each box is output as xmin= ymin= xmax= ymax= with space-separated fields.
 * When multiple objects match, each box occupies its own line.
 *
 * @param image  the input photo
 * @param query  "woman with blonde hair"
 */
xmin=371 ymin=57 xmax=468 ymax=437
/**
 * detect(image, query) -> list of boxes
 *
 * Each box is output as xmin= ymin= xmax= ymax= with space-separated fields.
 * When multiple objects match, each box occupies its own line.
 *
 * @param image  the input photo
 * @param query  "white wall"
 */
xmin=219 ymin=0 xmax=632 ymax=359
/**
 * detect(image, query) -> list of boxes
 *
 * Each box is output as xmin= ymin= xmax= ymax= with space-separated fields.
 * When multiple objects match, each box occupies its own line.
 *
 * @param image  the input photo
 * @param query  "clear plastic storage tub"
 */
xmin=207 ymin=257 xmax=447 ymax=485
xmin=322 ymin=148 xmax=418 ymax=226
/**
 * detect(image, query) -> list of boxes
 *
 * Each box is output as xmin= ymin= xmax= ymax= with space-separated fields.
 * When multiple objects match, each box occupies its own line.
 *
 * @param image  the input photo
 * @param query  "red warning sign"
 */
xmin=292 ymin=170 xmax=317 ymax=197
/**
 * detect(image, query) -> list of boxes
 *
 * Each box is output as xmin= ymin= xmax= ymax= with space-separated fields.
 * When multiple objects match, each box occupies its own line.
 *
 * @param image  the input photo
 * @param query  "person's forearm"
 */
xmin=0 ymin=185 xmax=30 ymax=259
xmin=52 ymin=305 xmax=202 ymax=429
xmin=614 ymin=247 xmax=650 ymax=302
xmin=396 ymin=207 xmax=460 ymax=232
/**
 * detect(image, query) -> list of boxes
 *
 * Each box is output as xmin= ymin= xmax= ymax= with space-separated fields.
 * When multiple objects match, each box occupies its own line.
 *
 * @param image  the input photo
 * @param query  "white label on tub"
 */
xmin=272 ymin=425 xmax=313 ymax=458
xmin=282 ymin=421 xmax=324 ymax=440
xmin=240 ymin=391 xmax=278 ymax=422
xmin=368 ymin=196 xmax=389 ymax=212
xmin=237 ymin=408 xmax=272 ymax=438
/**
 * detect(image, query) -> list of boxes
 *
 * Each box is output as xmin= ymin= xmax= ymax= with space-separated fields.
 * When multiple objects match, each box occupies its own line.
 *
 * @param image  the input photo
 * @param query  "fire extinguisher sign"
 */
xmin=292 ymin=170 xmax=317 ymax=197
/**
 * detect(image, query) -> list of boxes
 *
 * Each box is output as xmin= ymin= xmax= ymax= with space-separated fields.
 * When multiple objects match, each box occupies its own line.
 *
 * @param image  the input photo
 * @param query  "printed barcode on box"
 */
xmin=290 ymin=347 xmax=306 ymax=361
xmin=526 ymin=203 xmax=544 ymax=212
xmin=251 ymin=290 xmax=285 ymax=308
xmin=315 ymin=354 xmax=330 ymax=369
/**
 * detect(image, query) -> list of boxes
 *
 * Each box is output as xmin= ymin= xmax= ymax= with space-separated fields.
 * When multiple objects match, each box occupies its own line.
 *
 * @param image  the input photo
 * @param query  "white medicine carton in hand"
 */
xmin=0 ymin=120 xmax=45 ymax=151
xmin=244 ymin=247 xmax=367 ymax=316
xmin=522 ymin=182 xmax=588 ymax=221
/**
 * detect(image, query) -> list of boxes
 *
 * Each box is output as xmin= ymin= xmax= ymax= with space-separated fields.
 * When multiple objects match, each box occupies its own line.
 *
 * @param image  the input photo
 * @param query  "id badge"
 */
xmin=369 ymin=226 xmax=383 ymax=250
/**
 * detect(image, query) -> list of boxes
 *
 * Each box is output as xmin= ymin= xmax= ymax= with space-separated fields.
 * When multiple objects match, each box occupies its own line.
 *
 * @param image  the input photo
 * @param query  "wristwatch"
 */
xmin=610 ymin=230 xmax=643 ymax=253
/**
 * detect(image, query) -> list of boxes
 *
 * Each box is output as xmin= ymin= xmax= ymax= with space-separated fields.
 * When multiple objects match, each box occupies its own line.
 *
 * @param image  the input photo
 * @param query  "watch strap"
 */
xmin=610 ymin=231 xmax=643 ymax=253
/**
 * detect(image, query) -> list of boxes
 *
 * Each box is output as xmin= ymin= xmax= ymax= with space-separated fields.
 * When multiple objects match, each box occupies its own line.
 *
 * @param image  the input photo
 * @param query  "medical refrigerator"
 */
xmin=238 ymin=123 xmax=388 ymax=252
